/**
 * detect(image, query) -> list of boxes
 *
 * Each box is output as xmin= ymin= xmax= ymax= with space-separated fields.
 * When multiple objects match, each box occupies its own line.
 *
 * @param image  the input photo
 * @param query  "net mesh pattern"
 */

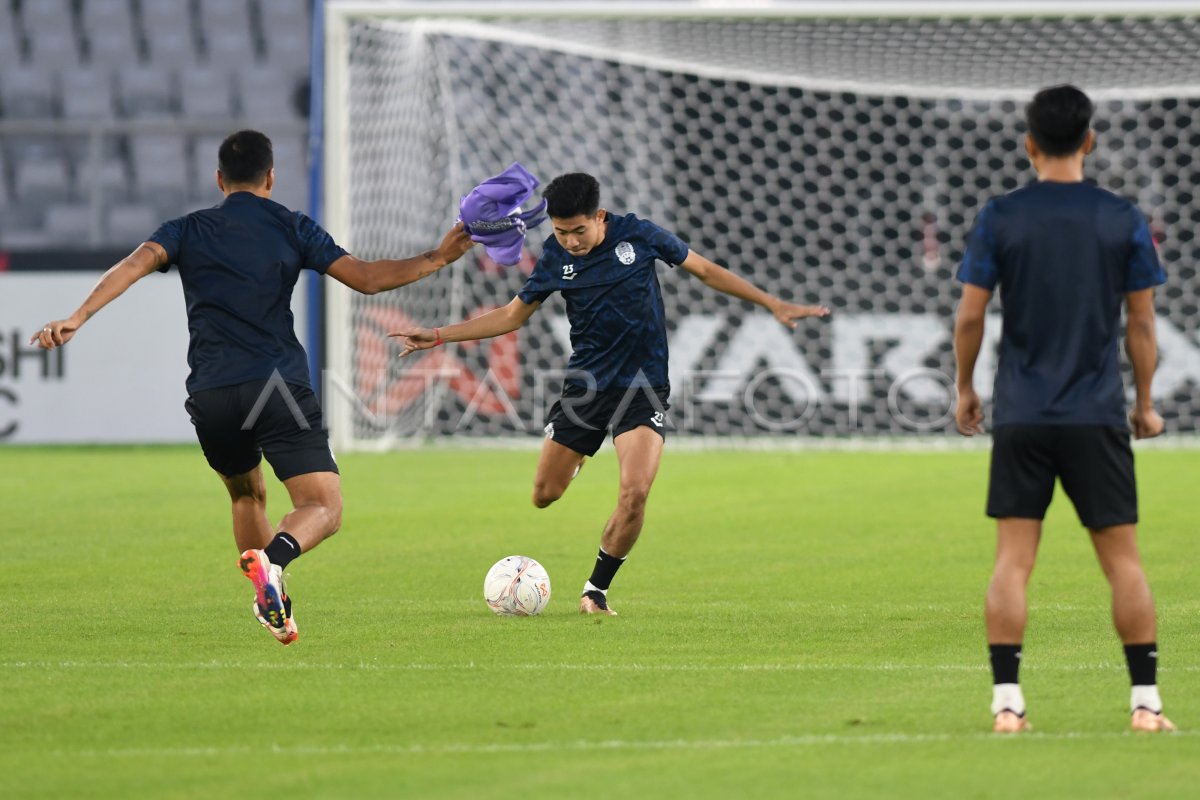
xmin=332 ymin=14 xmax=1200 ymax=444
xmin=447 ymin=17 xmax=1200 ymax=97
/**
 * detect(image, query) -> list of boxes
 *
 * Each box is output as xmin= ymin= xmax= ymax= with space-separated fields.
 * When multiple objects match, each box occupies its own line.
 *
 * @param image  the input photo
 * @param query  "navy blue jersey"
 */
xmin=149 ymin=192 xmax=347 ymax=394
xmin=518 ymin=212 xmax=689 ymax=390
xmin=957 ymin=181 xmax=1166 ymax=427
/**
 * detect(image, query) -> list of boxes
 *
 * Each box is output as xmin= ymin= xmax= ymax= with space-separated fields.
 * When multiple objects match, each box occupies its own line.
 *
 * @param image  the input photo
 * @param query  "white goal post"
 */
xmin=320 ymin=0 xmax=1200 ymax=452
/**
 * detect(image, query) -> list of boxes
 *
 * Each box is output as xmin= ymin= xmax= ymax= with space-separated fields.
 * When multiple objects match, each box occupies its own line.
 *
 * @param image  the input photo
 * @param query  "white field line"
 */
xmin=4 ymin=660 xmax=1200 ymax=673
xmin=52 ymin=729 xmax=1197 ymax=760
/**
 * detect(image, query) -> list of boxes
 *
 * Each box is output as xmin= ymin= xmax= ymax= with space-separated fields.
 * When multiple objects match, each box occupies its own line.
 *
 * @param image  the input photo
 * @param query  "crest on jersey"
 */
xmin=615 ymin=241 xmax=636 ymax=265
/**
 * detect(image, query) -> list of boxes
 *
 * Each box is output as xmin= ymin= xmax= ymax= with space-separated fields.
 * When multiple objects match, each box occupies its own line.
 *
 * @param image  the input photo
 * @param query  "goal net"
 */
xmin=321 ymin=1 xmax=1200 ymax=450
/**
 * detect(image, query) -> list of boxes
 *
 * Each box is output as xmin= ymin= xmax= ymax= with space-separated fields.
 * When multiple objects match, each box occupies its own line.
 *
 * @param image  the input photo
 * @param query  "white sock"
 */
xmin=583 ymin=581 xmax=607 ymax=596
xmin=1131 ymin=685 xmax=1163 ymax=714
xmin=991 ymin=683 xmax=1026 ymax=717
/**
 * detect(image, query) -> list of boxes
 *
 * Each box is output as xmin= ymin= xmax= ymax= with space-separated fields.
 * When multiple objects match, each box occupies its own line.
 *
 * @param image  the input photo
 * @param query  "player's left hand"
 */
xmin=772 ymin=301 xmax=830 ymax=329
xmin=30 ymin=318 xmax=79 ymax=349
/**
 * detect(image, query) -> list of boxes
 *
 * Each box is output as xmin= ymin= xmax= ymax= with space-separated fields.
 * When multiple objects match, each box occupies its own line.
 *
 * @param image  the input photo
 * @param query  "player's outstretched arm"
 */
xmin=326 ymin=222 xmax=474 ymax=295
xmin=1126 ymin=288 xmax=1164 ymax=439
xmin=390 ymin=296 xmax=541 ymax=357
xmin=30 ymin=242 xmax=166 ymax=350
xmin=678 ymin=250 xmax=829 ymax=328
xmin=953 ymin=284 xmax=991 ymax=436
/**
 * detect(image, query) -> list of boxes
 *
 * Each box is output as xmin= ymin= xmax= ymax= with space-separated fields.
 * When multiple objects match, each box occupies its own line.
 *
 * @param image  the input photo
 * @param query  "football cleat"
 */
xmin=239 ymin=549 xmax=297 ymax=645
xmin=252 ymin=595 xmax=298 ymax=645
xmin=579 ymin=590 xmax=618 ymax=616
xmin=992 ymin=710 xmax=1030 ymax=733
xmin=1131 ymin=708 xmax=1176 ymax=732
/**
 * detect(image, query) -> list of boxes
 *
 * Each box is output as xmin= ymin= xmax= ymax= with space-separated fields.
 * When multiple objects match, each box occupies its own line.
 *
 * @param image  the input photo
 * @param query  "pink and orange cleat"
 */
xmin=240 ymin=549 xmax=298 ymax=646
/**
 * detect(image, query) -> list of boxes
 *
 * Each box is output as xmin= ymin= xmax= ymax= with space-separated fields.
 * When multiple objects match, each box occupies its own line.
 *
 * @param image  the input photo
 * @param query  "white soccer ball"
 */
xmin=484 ymin=555 xmax=551 ymax=616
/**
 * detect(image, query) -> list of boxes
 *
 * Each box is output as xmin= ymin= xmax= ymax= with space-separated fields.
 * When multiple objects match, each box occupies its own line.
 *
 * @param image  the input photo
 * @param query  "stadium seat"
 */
xmin=238 ymin=64 xmax=306 ymax=121
xmin=139 ymin=2 xmax=200 ymax=66
xmin=129 ymin=134 xmax=189 ymax=214
xmin=198 ymin=0 xmax=258 ymax=63
xmin=199 ymin=0 xmax=255 ymax=28
xmin=269 ymin=136 xmax=309 ymax=212
xmin=20 ymin=0 xmax=83 ymax=68
xmin=78 ymin=156 xmax=130 ymax=205
xmin=0 ymin=145 xmax=10 ymax=215
xmin=204 ymin=25 xmax=258 ymax=65
xmin=61 ymin=131 xmax=126 ymax=172
xmin=0 ymin=1 xmax=23 ymax=70
xmin=257 ymin=0 xmax=311 ymax=36
xmin=106 ymin=203 xmax=161 ymax=245
xmin=118 ymin=66 xmax=178 ymax=118
xmin=14 ymin=155 xmax=72 ymax=211
xmin=0 ymin=226 xmax=56 ymax=249
xmin=179 ymin=66 xmax=236 ymax=118
xmin=62 ymin=68 xmax=117 ymax=119
xmin=257 ymin=0 xmax=311 ymax=70
xmin=0 ymin=65 xmax=58 ymax=118
xmin=17 ymin=0 xmax=75 ymax=33
xmin=189 ymin=133 xmax=226 ymax=201
xmin=45 ymin=203 xmax=98 ymax=242
xmin=82 ymin=0 xmax=141 ymax=66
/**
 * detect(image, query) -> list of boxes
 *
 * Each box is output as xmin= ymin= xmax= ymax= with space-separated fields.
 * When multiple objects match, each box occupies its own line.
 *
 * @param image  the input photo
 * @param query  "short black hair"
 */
xmin=218 ymin=129 xmax=274 ymax=185
xmin=543 ymin=173 xmax=600 ymax=218
xmin=1025 ymin=85 xmax=1094 ymax=157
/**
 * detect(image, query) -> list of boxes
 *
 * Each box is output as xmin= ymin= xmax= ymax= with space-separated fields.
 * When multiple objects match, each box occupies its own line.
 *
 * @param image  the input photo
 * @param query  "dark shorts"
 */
xmin=184 ymin=380 xmax=339 ymax=482
xmin=987 ymin=424 xmax=1137 ymax=529
xmin=544 ymin=384 xmax=670 ymax=457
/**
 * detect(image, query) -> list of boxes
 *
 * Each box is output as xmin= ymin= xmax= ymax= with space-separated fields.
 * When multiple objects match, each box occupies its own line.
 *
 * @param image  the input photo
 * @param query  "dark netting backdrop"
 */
xmin=328 ymin=14 xmax=1200 ymax=445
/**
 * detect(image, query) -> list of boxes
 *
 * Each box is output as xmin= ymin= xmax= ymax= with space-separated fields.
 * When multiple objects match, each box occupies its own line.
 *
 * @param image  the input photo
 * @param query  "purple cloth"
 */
xmin=458 ymin=162 xmax=548 ymax=265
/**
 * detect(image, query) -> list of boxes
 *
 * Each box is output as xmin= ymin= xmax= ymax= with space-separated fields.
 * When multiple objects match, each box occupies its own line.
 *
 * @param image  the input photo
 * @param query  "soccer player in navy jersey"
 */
xmin=954 ymin=86 xmax=1174 ymax=732
xmin=32 ymin=130 xmax=473 ymax=645
xmin=394 ymin=172 xmax=828 ymax=614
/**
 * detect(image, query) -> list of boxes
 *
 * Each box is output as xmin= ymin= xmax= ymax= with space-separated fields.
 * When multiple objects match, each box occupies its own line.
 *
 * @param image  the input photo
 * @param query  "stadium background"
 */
xmin=4 ymin=4 xmax=1200 ymax=798
xmin=3 ymin=1 xmax=1200 ymax=445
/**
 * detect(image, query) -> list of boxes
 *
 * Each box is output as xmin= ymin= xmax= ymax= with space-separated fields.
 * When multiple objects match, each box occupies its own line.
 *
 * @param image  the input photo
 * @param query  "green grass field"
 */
xmin=2 ymin=445 xmax=1198 ymax=799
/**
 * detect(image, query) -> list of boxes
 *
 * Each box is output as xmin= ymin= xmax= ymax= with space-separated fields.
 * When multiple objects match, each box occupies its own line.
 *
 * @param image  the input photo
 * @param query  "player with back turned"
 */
xmin=954 ymin=86 xmax=1174 ymax=733
xmin=395 ymin=173 xmax=828 ymax=615
xmin=32 ymin=130 xmax=473 ymax=645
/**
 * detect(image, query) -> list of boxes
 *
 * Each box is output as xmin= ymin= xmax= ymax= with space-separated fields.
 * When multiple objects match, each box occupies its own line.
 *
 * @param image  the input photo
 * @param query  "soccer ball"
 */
xmin=484 ymin=555 xmax=551 ymax=616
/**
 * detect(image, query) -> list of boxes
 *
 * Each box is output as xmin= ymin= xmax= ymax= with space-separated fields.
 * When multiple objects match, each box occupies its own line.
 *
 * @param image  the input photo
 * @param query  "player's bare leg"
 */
xmin=580 ymin=426 xmax=664 ymax=615
xmin=277 ymin=471 xmax=343 ymax=552
xmin=1090 ymin=524 xmax=1174 ymax=732
xmin=531 ymin=437 xmax=588 ymax=508
xmin=221 ymin=466 xmax=274 ymax=553
xmin=986 ymin=518 xmax=1041 ymax=732
xmin=239 ymin=471 xmax=342 ymax=645
xmin=986 ymin=518 xmax=1041 ymax=642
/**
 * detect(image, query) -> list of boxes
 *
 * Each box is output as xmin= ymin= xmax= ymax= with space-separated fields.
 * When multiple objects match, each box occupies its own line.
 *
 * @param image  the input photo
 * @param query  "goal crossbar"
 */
xmin=326 ymin=1 xmax=1200 ymax=21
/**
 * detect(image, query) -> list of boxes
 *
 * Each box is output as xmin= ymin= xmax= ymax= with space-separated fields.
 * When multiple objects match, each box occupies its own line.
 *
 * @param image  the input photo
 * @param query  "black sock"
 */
xmin=586 ymin=548 xmax=625 ymax=592
xmin=1124 ymin=643 xmax=1158 ymax=686
xmin=264 ymin=531 xmax=301 ymax=570
xmin=989 ymin=644 xmax=1022 ymax=685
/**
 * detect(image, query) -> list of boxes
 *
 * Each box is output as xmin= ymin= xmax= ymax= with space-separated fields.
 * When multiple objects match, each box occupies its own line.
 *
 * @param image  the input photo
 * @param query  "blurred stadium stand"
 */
xmin=0 ymin=0 xmax=312 ymax=251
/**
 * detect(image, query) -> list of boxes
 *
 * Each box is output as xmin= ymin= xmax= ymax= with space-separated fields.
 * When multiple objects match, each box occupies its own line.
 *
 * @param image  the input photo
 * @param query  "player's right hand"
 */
xmin=389 ymin=327 xmax=438 ymax=357
xmin=30 ymin=318 xmax=79 ymax=350
xmin=435 ymin=221 xmax=475 ymax=265
xmin=955 ymin=385 xmax=984 ymax=436
xmin=1130 ymin=405 xmax=1165 ymax=439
